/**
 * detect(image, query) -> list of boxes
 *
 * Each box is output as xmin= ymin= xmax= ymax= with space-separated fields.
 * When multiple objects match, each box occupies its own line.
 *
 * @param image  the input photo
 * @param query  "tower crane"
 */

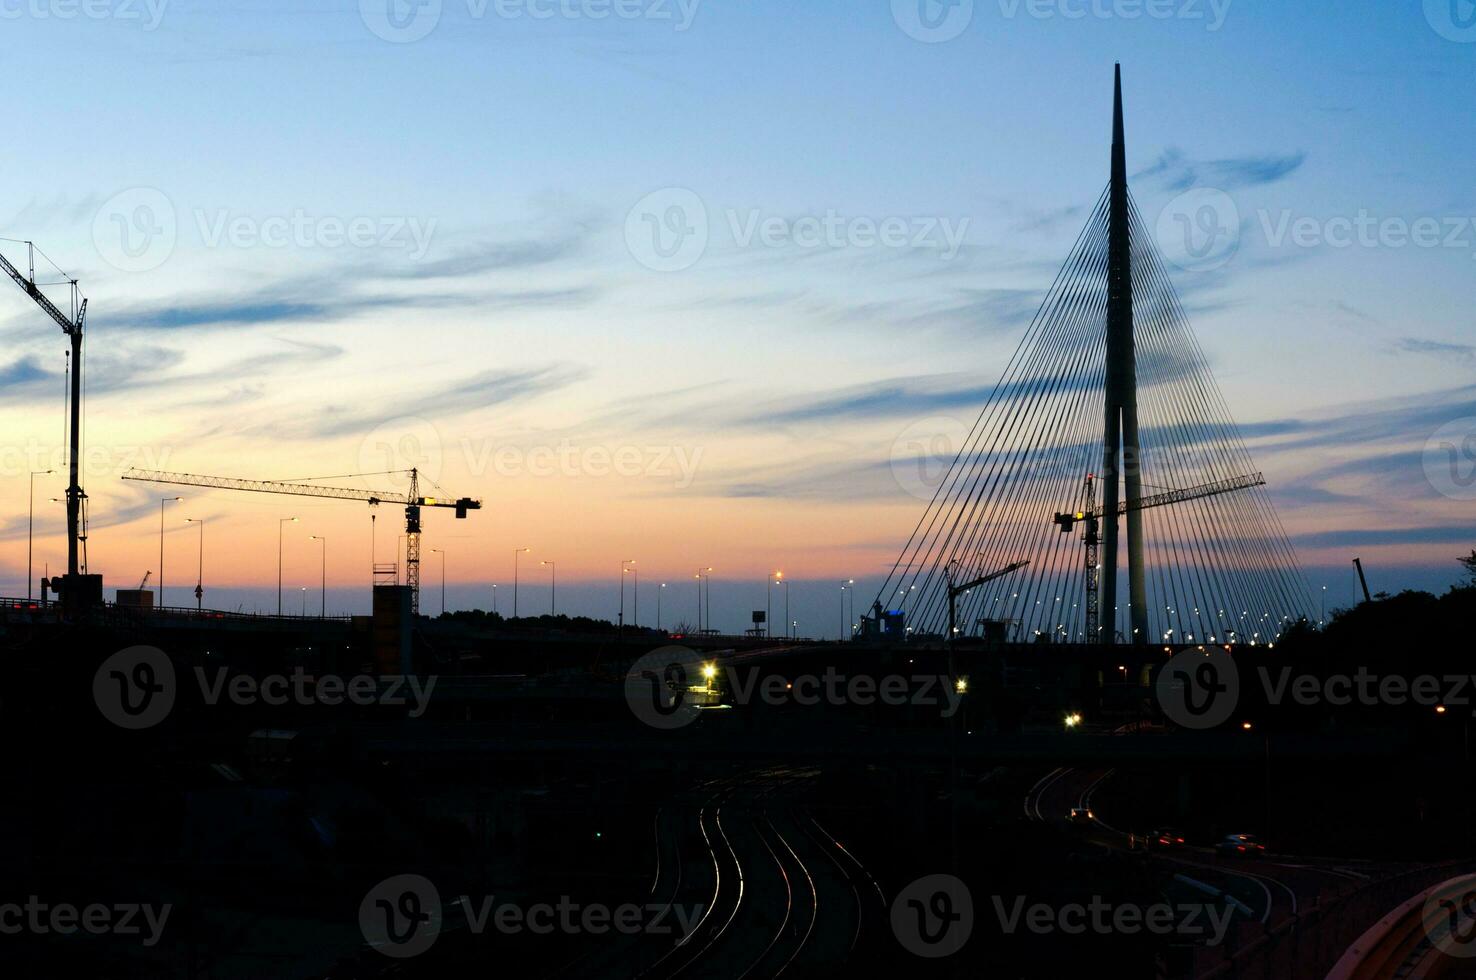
xmin=1054 ymin=471 xmax=1266 ymax=644
xmin=0 ymin=241 xmax=90 ymax=608
xmin=122 ymin=468 xmax=480 ymax=616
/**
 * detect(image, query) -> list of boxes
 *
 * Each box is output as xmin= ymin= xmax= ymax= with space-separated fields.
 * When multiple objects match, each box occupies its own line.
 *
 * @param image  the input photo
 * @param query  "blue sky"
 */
xmin=0 ymin=1 xmax=1472 ymax=632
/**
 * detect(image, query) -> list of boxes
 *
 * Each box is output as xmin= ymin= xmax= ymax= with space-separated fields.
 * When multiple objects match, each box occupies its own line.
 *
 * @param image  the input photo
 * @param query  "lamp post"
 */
xmin=657 ymin=583 xmax=666 ymax=631
xmin=694 ymin=567 xmax=711 ymax=633
xmin=703 ymin=568 xmax=711 ymax=634
xmin=310 ymin=535 xmax=327 ymax=617
xmin=620 ymin=560 xmax=635 ymax=631
xmin=27 ymin=469 xmax=52 ymax=601
xmin=633 ymin=566 xmax=639 ymax=629
xmin=513 ymin=548 xmax=531 ymax=619
xmin=783 ymin=577 xmax=791 ymax=639
xmin=431 ymin=549 xmax=447 ymax=616
xmin=844 ymin=581 xmax=856 ymax=643
xmin=185 ymin=517 xmax=204 ymax=611
xmin=542 ymin=560 xmax=556 ymax=616
xmin=491 ymin=583 xmax=498 ymax=615
xmin=159 ymin=495 xmax=182 ymax=606
xmin=300 ymin=586 xmax=307 ymax=617
xmin=769 ymin=571 xmax=782 ymax=638
xmin=278 ymin=517 xmax=298 ymax=616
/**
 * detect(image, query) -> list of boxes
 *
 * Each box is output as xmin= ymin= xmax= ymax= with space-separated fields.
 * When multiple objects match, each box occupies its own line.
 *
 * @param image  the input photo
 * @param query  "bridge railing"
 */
xmin=1195 ymin=859 xmax=1475 ymax=980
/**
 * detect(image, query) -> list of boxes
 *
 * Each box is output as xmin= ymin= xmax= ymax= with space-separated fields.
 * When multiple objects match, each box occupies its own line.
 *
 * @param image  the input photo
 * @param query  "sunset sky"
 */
xmin=1 ymin=1 xmax=1473 ymax=633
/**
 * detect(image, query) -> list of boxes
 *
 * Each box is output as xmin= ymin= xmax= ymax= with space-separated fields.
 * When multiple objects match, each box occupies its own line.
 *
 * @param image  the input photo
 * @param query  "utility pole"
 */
xmin=28 ymin=469 xmax=51 ymax=601
xmin=620 ymin=560 xmax=635 ymax=631
xmin=186 ymin=518 xmax=204 ymax=611
xmin=514 ymin=548 xmax=531 ymax=618
xmin=311 ymin=535 xmax=328 ymax=616
xmin=541 ymin=559 xmax=555 ymax=617
xmin=432 ymin=548 xmax=447 ymax=616
xmin=278 ymin=516 xmax=297 ymax=615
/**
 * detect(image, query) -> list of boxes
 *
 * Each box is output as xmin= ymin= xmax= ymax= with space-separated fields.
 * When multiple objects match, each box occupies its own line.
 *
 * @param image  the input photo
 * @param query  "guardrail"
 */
xmin=1326 ymin=873 xmax=1476 ymax=980
xmin=1196 ymin=861 xmax=1476 ymax=980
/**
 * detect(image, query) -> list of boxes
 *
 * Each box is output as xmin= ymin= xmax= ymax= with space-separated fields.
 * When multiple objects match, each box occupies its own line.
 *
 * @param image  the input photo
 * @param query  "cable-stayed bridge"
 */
xmin=875 ymin=66 xmax=1314 ymax=646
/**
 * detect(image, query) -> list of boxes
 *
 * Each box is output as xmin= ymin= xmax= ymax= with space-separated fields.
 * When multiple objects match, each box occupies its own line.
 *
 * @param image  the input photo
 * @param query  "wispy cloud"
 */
xmin=1135 ymin=148 xmax=1307 ymax=191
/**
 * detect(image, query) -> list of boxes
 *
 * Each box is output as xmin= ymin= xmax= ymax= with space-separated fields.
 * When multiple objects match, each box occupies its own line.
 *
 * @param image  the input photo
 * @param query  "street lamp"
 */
xmin=159 ymin=496 xmax=182 ymax=606
xmin=769 ymin=571 xmax=782 ymax=639
xmin=431 ymin=548 xmax=447 ymax=616
xmin=658 ymin=583 xmax=666 ymax=631
xmin=781 ymin=576 xmax=791 ymax=639
xmin=491 ymin=583 xmax=498 ymax=615
xmin=185 ymin=517 xmax=204 ymax=611
xmin=702 ymin=568 xmax=712 ymax=634
xmin=694 ymin=567 xmax=712 ymax=633
xmin=513 ymin=548 xmax=531 ymax=618
xmin=620 ymin=560 xmax=635 ymax=631
xmin=310 ymin=535 xmax=328 ymax=617
xmin=278 ymin=517 xmax=298 ymax=616
xmin=541 ymin=560 xmax=556 ymax=616
xmin=27 ymin=469 xmax=52 ymax=601
xmin=300 ymin=586 xmax=307 ymax=617
xmin=840 ymin=580 xmax=855 ymax=640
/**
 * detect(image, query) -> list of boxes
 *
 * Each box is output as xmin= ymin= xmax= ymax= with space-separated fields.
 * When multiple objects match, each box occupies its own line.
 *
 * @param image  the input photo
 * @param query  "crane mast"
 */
xmin=0 ymin=241 xmax=89 ymax=608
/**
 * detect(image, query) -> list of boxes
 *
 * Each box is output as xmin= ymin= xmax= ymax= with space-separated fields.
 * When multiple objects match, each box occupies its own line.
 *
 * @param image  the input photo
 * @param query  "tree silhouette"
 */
xmin=1461 ymin=549 xmax=1476 ymax=587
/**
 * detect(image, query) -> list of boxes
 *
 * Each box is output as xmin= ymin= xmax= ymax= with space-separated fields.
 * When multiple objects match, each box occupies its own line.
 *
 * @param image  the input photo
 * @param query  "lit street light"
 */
xmin=840 ymin=579 xmax=855 ymax=640
xmin=159 ymin=495 xmax=182 ymax=606
xmin=278 ymin=516 xmax=298 ymax=616
xmin=185 ymin=517 xmax=205 ymax=611
xmin=657 ymin=582 xmax=666 ymax=631
xmin=513 ymin=548 xmax=531 ymax=618
xmin=769 ymin=571 xmax=782 ymax=639
xmin=620 ymin=560 xmax=635 ymax=632
xmin=431 ymin=548 xmax=448 ymax=616
xmin=310 ymin=535 xmax=328 ymax=617
xmin=542 ymin=559 xmax=556 ymax=616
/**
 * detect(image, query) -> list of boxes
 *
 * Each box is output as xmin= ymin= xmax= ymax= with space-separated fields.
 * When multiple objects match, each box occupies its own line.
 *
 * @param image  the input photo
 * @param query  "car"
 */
xmin=1214 ymin=834 xmax=1266 ymax=858
xmin=1148 ymin=827 xmax=1187 ymax=848
xmin=1068 ymin=806 xmax=1096 ymax=825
